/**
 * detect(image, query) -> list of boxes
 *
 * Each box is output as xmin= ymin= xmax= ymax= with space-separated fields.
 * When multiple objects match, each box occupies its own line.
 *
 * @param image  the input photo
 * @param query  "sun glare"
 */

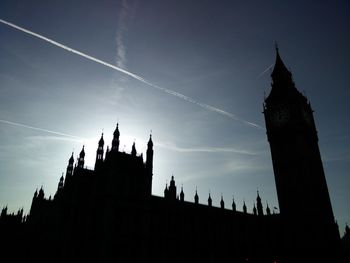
xmin=82 ymin=134 xmax=147 ymax=169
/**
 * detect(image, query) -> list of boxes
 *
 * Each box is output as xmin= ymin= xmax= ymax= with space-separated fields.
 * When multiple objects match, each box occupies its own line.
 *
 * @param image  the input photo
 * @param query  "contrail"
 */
xmin=0 ymin=119 xmax=83 ymax=140
xmin=0 ymin=19 xmax=263 ymax=129
xmin=258 ymin=64 xmax=273 ymax=79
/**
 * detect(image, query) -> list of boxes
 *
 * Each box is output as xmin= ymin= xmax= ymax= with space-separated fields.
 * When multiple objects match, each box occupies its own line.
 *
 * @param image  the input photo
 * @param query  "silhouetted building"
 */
xmin=1 ymin=49 xmax=348 ymax=262
xmin=264 ymin=46 xmax=342 ymax=261
xmin=342 ymin=224 xmax=350 ymax=259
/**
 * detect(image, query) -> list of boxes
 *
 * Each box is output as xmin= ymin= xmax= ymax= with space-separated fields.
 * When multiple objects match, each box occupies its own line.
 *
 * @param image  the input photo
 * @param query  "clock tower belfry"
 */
xmin=263 ymin=46 xmax=340 ymax=259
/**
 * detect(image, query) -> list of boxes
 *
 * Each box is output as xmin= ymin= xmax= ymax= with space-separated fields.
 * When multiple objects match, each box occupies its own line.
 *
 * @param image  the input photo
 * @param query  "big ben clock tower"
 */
xmin=263 ymin=46 xmax=340 ymax=259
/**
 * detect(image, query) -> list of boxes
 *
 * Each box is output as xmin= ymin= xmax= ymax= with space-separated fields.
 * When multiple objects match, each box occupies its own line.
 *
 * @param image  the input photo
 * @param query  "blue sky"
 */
xmin=0 ymin=0 xmax=349 ymax=233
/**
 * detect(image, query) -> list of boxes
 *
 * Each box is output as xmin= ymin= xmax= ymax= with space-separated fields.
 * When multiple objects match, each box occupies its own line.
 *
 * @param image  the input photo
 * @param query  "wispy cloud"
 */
xmin=156 ymin=141 xmax=260 ymax=156
xmin=0 ymin=119 xmax=83 ymax=141
xmin=0 ymin=19 xmax=262 ymax=129
xmin=27 ymin=135 xmax=83 ymax=143
xmin=0 ymin=118 xmax=260 ymax=157
xmin=115 ymin=0 xmax=136 ymax=68
xmin=323 ymin=154 xmax=350 ymax=163
xmin=223 ymin=158 xmax=270 ymax=174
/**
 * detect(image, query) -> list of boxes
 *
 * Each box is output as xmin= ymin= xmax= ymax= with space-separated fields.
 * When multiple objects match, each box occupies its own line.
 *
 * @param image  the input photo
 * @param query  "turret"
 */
xmin=180 ymin=186 xmax=184 ymax=202
xmin=146 ymin=134 xmax=153 ymax=176
xmin=168 ymin=175 xmax=177 ymax=201
xmin=266 ymin=202 xmax=271 ymax=215
xmin=220 ymin=195 xmax=225 ymax=209
xmin=66 ymin=152 xmax=74 ymax=176
xmin=164 ymin=183 xmax=169 ymax=199
xmin=194 ymin=189 xmax=199 ymax=205
xmin=95 ymin=133 xmax=104 ymax=170
xmin=78 ymin=146 xmax=85 ymax=168
xmin=208 ymin=192 xmax=212 ymax=207
xmin=243 ymin=201 xmax=247 ymax=214
xmin=232 ymin=196 xmax=236 ymax=212
xmin=38 ymin=187 xmax=44 ymax=199
xmin=111 ymin=123 xmax=120 ymax=151
xmin=57 ymin=174 xmax=64 ymax=190
xmin=17 ymin=208 xmax=23 ymax=221
xmin=68 ymin=152 xmax=74 ymax=165
xmin=131 ymin=142 xmax=137 ymax=156
xmin=54 ymin=174 xmax=64 ymax=200
xmin=1 ymin=206 xmax=7 ymax=217
xmin=256 ymin=191 xmax=264 ymax=216
xmin=29 ymin=189 xmax=39 ymax=218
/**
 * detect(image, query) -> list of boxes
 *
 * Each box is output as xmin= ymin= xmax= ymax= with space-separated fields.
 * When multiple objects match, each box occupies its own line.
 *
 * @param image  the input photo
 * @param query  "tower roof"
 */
xmin=113 ymin=123 xmax=120 ymax=137
xmin=38 ymin=187 xmax=44 ymax=198
xmin=257 ymin=190 xmax=261 ymax=202
xmin=69 ymin=152 xmax=74 ymax=164
xmin=194 ymin=188 xmax=199 ymax=203
xmin=271 ymin=44 xmax=291 ymax=79
xmin=265 ymin=45 xmax=306 ymax=106
xmin=180 ymin=186 xmax=184 ymax=201
xmin=131 ymin=141 xmax=137 ymax=156
xmin=98 ymin=133 xmax=104 ymax=146
xmin=148 ymin=134 xmax=153 ymax=147
xmin=220 ymin=195 xmax=224 ymax=208
xmin=79 ymin=146 xmax=85 ymax=157
xmin=270 ymin=45 xmax=294 ymax=90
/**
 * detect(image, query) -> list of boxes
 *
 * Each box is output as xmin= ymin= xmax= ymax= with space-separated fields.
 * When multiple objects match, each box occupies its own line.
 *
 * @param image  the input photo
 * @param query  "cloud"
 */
xmin=0 ymin=119 xmax=83 ymax=140
xmin=223 ymin=158 xmax=270 ymax=174
xmin=0 ymin=117 xmax=260 ymax=156
xmin=26 ymin=135 xmax=83 ymax=143
xmin=115 ymin=0 xmax=136 ymax=69
xmin=0 ymin=18 xmax=262 ymax=129
xmin=156 ymin=141 xmax=260 ymax=156
xmin=323 ymin=154 xmax=350 ymax=163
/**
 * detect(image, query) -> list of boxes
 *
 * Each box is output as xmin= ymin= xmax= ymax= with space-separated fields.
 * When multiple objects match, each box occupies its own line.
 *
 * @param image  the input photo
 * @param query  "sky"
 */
xmin=0 ymin=0 xmax=349 ymax=233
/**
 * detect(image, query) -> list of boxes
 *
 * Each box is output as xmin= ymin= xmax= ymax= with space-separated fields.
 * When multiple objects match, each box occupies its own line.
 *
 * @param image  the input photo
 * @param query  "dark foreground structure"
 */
xmin=1 ymin=50 xmax=349 ymax=262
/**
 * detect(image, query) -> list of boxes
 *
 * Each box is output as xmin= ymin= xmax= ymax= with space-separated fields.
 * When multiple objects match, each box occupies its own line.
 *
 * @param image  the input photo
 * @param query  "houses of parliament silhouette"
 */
xmin=1 ymin=48 xmax=349 ymax=262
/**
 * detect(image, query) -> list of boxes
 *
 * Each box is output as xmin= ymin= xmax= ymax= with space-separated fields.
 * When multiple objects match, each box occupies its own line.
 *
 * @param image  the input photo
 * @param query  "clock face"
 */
xmin=271 ymin=108 xmax=289 ymax=126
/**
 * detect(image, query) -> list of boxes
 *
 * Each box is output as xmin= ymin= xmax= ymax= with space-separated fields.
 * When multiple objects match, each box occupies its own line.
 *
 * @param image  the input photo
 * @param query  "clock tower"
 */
xmin=263 ymin=47 xmax=340 ymax=259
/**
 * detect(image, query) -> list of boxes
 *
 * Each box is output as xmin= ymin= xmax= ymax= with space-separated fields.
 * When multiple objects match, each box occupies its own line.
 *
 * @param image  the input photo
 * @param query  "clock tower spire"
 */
xmin=263 ymin=47 xmax=340 ymax=260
